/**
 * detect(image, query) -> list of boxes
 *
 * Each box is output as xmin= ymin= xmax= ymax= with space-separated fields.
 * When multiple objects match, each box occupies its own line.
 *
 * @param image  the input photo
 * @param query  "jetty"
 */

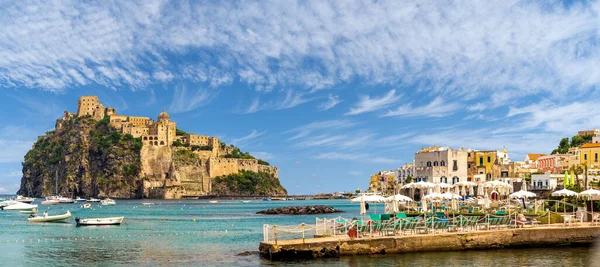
xmin=259 ymin=216 xmax=600 ymax=260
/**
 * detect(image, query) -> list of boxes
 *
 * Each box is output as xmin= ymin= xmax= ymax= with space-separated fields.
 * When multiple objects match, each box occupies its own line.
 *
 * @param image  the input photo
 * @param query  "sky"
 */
xmin=1 ymin=0 xmax=600 ymax=195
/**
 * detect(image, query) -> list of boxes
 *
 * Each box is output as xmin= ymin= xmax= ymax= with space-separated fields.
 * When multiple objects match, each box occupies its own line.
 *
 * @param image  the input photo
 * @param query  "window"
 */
xmin=479 ymin=157 xmax=483 ymax=166
xmin=420 ymin=162 xmax=423 ymax=167
xmin=468 ymin=163 xmax=471 ymax=168
xmin=434 ymin=161 xmax=439 ymax=166
xmin=427 ymin=161 xmax=432 ymax=167
xmin=596 ymin=153 xmax=598 ymax=162
xmin=584 ymin=154 xmax=588 ymax=160
xmin=453 ymin=160 xmax=458 ymax=170
xmin=468 ymin=153 xmax=471 ymax=157
xmin=487 ymin=156 xmax=491 ymax=163
xmin=440 ymin=161 xmax=446 ymax=166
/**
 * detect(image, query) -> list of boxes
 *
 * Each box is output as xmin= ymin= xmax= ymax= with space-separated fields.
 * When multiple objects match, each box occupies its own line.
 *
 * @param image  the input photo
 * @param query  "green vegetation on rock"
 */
xmin=211 ymin=170 xmax=286 ymax=196
xmin=551 ymin=135 xmax=593 ymax=154
xmin=220 ymin=146 xmax=270 ymax=165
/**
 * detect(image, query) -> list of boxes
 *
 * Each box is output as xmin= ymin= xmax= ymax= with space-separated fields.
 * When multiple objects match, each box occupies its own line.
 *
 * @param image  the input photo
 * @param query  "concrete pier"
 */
xmin=259 ymin=225 xmax=600 ymax=260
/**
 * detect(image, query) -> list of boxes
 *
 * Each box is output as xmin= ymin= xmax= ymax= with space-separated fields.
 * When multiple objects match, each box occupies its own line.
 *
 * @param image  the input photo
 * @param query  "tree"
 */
xmin=552 ymin=137 xmax=570 ymax=154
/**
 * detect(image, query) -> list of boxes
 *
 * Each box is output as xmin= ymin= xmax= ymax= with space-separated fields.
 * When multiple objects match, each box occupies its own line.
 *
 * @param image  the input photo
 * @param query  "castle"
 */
xmin=55 ymin=96 xmax=278 ymax=198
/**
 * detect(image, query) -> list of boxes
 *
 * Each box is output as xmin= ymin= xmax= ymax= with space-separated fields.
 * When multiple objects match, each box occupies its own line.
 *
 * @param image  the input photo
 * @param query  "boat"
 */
xmin=57 ymin=196 xmax=74 ymax=203
xmin=142 ymin=202 xmax=155 ymax=206
xmin=0 ymin=200 xmax=19 ymax=207
xmin=20 ymin=209 xmax=38 ymax=214
xmin=74 ymin=197 xmax=87 ymax=203
xmin=81 ymin=203 xmax=91 ymax=209
xmin=2 ymin=202 xmax=38 ymax=210
xmin=100 ymin=198 xmax=116 ymax=206
xmin=88 ymin=198 xmax=101 ymax=202
xmin=28 ymin=210 xmax=71 ymax=223
xmin=209 ymin=200 xmax=218 ymax=203
xmin=241 ymin=200 xmax=251 ymax=203
xmin=15 ymin=195 xmax=35 ymax=203
xmin=263 ymin=197 xmax=272 ymax=201
xmin=41 ymin=199 xmax=59 ymax=205
xmin=75 ymin=216 xmax=124 ymax=226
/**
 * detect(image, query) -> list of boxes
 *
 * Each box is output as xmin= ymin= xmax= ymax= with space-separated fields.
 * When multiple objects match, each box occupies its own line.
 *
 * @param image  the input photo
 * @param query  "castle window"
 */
xmin=154 ymin=141 xmax=158 ymax=146
xmin=160 ymin=141 xmax=164 ymax=145
xmin=427 ymin=161 xmax=432 ymax=167
xmin=433 ymin=161 xmax=438 ymax=166
xmin=440 ymin=161 xmax=445 ymax=166
xmin=487 ymin=156 xmax=491 ymax=163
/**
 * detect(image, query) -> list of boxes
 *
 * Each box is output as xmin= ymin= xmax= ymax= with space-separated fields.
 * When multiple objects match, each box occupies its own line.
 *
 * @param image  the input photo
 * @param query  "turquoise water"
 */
xmin=1 ymin=199 xmax=598 ymax=266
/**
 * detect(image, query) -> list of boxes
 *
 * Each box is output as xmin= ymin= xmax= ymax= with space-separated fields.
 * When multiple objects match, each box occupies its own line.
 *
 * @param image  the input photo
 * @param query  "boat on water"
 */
xmin=15 ymin=195 xmax=35 ymax=203
xmin=28 ymin=210 xmax=71 ymax=223
xmin=88 ymin=198 xmax=101 ymax=202
xmin=209 ymin=200 xmax=218 ymax=203
xmin=58 ymin=196 xmax=74 ymax=204
xmin=263 ymin=197 xmax=272 ymax=201
xmin=74 ymin=197 xmax=87 ymax=203
xmin=2 ymin=202 xmax=38 ymax=210
xmin=81 ymin=203 xmax=91 ymax=209
xmin=0 ymin=200 xmax=19 ymax=207
xmin=100 ymin=198 xmax=116 ymax=206
xmin=241 ymin=200 xmax=251 ymax=203
xmin=41 ymin=200 xmax=59 ymax=205
xmin=142 ymin=202 xmax=155 ymax=206
xmin=20 ymin=209 xmax=38 ymax=214
xmin=75 ymin=216 xmax=124 ymax=226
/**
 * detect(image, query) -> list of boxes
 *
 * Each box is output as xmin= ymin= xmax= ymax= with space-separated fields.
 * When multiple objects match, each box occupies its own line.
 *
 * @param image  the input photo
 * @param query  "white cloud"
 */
xmin=467 ymin=102 xmax=487 ymax=112
xmin=285 ymin=119 xmax=357 ymax=140
xmin=250 ymin=152 xmax=274 ymax=160
xmin=313 ymin=152 xmax=397 ymax=164
xmin=0 ymin=140 xmax=33 ymax=163
xmin=0 ymin=187 xmax=8 ymax=193
xmin=230 ymin=130 xmax=266 ymax=146
xmin=384 ymin=97 xmax=460 ymax=117
xmin=318 ymin=94 xmax=341 ymax=111
xmin=243 ymin=91 xmax=314 ymax=114
xmin=346 ymin=89 xmax=401 ymax=115
xmin=168 ymin=86 xmax=217 ymax=113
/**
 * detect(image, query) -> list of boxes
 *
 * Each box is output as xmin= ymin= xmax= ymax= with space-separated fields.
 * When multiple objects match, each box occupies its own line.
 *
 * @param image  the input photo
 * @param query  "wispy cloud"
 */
xmin=349 ymin=171 xmax=362 ymax=176
xmin=168 ymin=86 xmax=217 ymax=113
xmin=346 ymin=89 xmax=401 ymax=115
xmin=285 ymin=119 xmax=357 ymax=141
xmin=244 ymin=91 xmax=314 ymax=113
xmin=384 ymin=97 xmax=460 ymax=117
xmin=250 ymin=151 xmax=274 ymax=160
xmin=230 ymin=130 xmax=266 ymax=146
xmin=313 ymin=152 xmax=397 ymax=164
xmin=318 ymin=94 xmax=342 ymax=111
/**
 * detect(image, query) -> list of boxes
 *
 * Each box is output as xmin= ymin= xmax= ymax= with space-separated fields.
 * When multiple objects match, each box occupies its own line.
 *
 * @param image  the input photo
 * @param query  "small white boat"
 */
xmin=16 ymin=195 xmax=36 ymax=203
xmin=209 ymin=200 xmax=218 ymax=203
xmin=100 ymin=198 xmax=116 ymax=206
xmin=241 ymin=200 xmax=251 ymax=203
xmin=142 ymin=202 xmax=155 ymax=206
xmin=0 ymin=200 xmax=19 ymax=207
xmin=20 ymin=209 xmax=38 ymax=215
xmin=28 ymin=210 xmax=71 ymax=223
xmin=41 ymin=200 xmax=59 ymax=205
xmin=88 ymin=198 xmax=101 ymax=202
xmin=58 ymin=197 xmax=74 ymax=203
xmin=74 ymin=197 xmax=87 ymax=203
xmin=81 ymin=203 xmax=91 ymax=209
xmin=75 ymin=216 xmax=124 ymax=226
xmin=2 ymin=202 xmax=38 ymax=210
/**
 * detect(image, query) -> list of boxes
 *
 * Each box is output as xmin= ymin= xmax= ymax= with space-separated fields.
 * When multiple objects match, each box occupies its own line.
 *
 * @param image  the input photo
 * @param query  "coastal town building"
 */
xmin=395 ymin=163 xmax=414 ymax=184
xmin=467 ymin=147 xmax=513 ymax=182
xmin=414 ymin=146 xmax=468 ymax=184
xmin=537 ymin=154 xmax=570 ymax=174
xmin=578 ymin=129 xmax=599 ymax=137
xmin=531 ymin=174 xmax=558 ymax=190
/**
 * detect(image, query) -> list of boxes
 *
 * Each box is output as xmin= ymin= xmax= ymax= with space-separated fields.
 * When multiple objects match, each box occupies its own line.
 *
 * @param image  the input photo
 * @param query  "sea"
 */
xmin=1 ymin=198 xmax=599 ymax=266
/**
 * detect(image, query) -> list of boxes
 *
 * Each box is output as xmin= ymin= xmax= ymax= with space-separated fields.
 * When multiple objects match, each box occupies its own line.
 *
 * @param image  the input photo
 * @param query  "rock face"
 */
xmin=257 ymin=205 xmax=343 ymax=215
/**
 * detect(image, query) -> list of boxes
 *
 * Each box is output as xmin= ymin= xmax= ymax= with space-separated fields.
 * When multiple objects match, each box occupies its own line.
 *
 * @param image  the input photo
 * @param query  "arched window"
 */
xmin=143 ymin=136 xmax=148 ymax=140
xmin=486 ymin=173 xmax=492 ymax=181
xmin=160 ymin=141 xmax=164 ymax=145
xmin=155 ymin=136 xmax=158 ymax=140
xmin=154 ymin=141 xmax=158 ymax=146
xmin=452 ymin=176 xmax=459 ymax=184
xmin=440 ymin=161 xmax=446 ymax=166
xmin=433 ymin=161 xmax=439 ymax=166
xmin=424 ymin=176 xmax=428 ymax=182
xmin=440 ymin=176 xmax=447 ymax=183
xmin=427 ymin=161 xmax=432 ymax=167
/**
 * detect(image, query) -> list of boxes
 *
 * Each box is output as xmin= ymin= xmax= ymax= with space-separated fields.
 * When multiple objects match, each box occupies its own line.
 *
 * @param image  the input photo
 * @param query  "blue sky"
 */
xmin=1 ymin=0 xmax=600 ymax=194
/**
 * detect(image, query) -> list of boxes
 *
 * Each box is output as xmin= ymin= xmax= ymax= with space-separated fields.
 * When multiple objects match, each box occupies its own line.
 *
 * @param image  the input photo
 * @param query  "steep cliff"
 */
xmin=211 ymin=170 xmax=287 ymax=196
xmin=18 ymin=115 xmax=142 ymax=198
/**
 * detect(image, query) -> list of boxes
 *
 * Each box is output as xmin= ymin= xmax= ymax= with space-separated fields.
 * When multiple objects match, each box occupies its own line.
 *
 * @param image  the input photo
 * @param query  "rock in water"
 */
xmin=256 ymin=205 xmax=343 ymax=215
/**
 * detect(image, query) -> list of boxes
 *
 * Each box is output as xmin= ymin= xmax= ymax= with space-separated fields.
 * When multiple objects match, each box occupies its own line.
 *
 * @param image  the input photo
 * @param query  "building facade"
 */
xmin=414 ymin=146 xmax=468 ymax=184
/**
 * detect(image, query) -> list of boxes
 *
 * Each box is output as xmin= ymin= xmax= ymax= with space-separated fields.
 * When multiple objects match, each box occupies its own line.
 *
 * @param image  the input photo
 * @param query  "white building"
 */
xmin=414 ymin=146 xmax=468 ymax=184
xmin=531 ymin=174 xmax=557 ymax=190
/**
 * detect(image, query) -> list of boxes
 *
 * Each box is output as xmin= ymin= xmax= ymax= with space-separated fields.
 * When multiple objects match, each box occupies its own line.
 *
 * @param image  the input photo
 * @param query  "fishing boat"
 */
xmin=74 ymin=197 xmax=87 ymax=203
xmin=75 ymin=216 xmax=124 ymax=226
xmin=241 ymin=200 xmax=251 ymax=203
xmin=100 ymin=198 xmax=116 ymax=206
xmin=28 ymin=210 xmax=71 ymax=223
xmin=15 ymin=195 xmax=35 ymax=203
xmin=2 ymin=202 xmax=38 ymax=210
xmin=209 ymin=200 xmax=218 ymax=203
xmin=81 ymin=203 xmax=91 ymax=209
xmin=88 ymin=198 xmax=101 ymax=202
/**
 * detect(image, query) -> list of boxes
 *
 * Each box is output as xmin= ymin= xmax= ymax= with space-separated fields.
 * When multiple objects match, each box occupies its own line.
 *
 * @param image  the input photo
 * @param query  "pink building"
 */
xmin=537 ymin=154 xmax=569 ymax=174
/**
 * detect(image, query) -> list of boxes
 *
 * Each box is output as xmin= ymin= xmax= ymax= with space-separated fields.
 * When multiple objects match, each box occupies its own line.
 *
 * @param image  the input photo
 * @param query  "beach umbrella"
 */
xmin=359 ymin=195 xmax=366 ymax=215
xmin=552 ymin=189 xmax=579 ymax=197
xmin=401 ymin=183 xmax=416 ymax=189
xmin=441 ymin=192 xmax=461 ymax=200
xmin=451 ymin=197 xmax=458 ymax=211
xmin=510 ymin=190 xmax=537 ymax=199
xmin=454 ymin=186 xmax=459 ymax=195
xmin=564 ymin=172 xmax=570 ymax=187
xmin=385 ymin=194 xmax=413 ymax=202
xmin=484 ymin=191 xmax=490 ymax=209
xmin=421 ymin=198 xmax=428 ymax=212
xmin=522 ymin=182 xmax=527 ymax=192
xmin=351 ymin=194 xmax=386 ymax=203
xmin=580 ymin=189 xmax=600 ymax=222
xmin=460 ymin=186 xmax=466 ymax=197
xmin=424 ymin=192 xmax=444 ymax=200
xmin=477 ymin=185 xmax=484 ymax=196
xmin=469 ymin=186 xmax=474 ymax=196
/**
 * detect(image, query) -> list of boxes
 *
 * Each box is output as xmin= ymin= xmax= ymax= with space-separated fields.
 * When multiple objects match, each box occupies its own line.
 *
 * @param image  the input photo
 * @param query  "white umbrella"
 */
xmin=413 ymin=181 xmax=436 ymax=189
xmin=351 ymin=194 xmax=386 ymax=202
xmin=424 ymin=192 xmax=444 ymax=200
xmin=385 ymin=194 xmax=413 ymax=202
xmin=580 ymin=189 xmax=600 ymax=222
xmin=510 ymin=190 xmax=537 ymax=199
xmin=477 ymin=184 xmax=484 ymax=196
xmin=441 ymin=192 xmax=461 ymax=200
xmin=522 ymin=182 xmax=527 ymax=192
xmin=484 ymin=191 xmax=490 ymax=209
xmin=359 ymin=195 xmax=366 ymax=215
xmin=455 ymin=181 xmax=477 ymax=187
xmin=451 ymin=197 xmax=458 ymax=211
xmin=460 ymin=186 xmax=466 ymax=197
xmin=401 ymin=183 xmax=416 ymax=189
xmin=437 ymin=182 xmax=453 ymax=189
xmin=551 ymin=189 xmax=579 ymax=197
xmin=469 ymin=186 xmax=474 ymax=196
xmin=421 ymin=198 xmax=428 ymax=212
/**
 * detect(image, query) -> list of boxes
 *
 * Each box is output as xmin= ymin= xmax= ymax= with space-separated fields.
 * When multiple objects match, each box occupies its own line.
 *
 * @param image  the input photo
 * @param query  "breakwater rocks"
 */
xmin=257 ymin=205 xmax=343 ymax=215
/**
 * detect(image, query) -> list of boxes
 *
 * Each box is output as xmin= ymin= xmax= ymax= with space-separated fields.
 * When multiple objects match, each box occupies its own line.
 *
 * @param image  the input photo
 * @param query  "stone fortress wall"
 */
xmin=55 ymin=96 xmax=278 ymax=197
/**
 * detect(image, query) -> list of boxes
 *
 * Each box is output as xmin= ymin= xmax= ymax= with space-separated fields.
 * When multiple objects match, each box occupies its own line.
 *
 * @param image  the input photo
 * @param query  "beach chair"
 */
xmin=432 ymin=220 xmax=449 ymax=234
xmin=477 ymin=216 xmax=491 ymax=230
xmin=415 ymin=219 xmax=432 ymax=234
xmin=401 ymin=220 xmax=417 ymax=235
xmin=380 ymin=214 xmax=391 ymax=221
xmin=592 ymin=214 xmax=600 ymax=226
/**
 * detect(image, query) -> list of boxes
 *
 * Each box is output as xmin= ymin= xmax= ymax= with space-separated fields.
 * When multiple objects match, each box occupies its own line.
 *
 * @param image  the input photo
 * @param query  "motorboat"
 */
xmin=74 ymin=197 xmax=87 ymax=203
xmin=100 ymin=198 xmax=116 ymax=206
xmin=58 ymin=196 xmax=74 ymax=203
xmin=28 ymin=210 xmax=71 ymax=223
xmin=41 ymin=199 xmax=59 ymax=205
xmin=241 ymin=200 xmax=251 ymax=203
xmin=142 ymin=202 xmax=155 ymax=206
xmin=75 ymin=216 xmax=124 ymax=226
xmin=263 ymin=197 xmax=272 ymax=201
xmin=0 ymin=200 xmax=19 ymax=207
xmin=15 ymin=195 xmax=35 ymax=203
xmin=88 ymin=198 xmax=101 ymax=202
xmin=81 ymin=203 xmax=91 ymax=209
xmin=209 ymin=200 xmax=218 ymax=203
xmin=20 ymin=209 xmax=38 ymax=215
xmin=2 ymin=202 xmax=38 ymax=210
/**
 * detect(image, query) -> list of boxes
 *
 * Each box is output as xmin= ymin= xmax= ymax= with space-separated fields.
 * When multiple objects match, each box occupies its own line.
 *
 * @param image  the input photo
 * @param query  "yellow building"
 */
xmin=580 ymin=143 xmax=600 ymax=169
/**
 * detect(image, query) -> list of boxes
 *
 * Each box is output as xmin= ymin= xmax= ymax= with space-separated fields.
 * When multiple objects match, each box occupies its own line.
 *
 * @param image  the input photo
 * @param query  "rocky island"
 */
xmin=257 ymin=205 xmax=343 ymax=215
xmin=17 ymin=96 xmax=287 ymax=199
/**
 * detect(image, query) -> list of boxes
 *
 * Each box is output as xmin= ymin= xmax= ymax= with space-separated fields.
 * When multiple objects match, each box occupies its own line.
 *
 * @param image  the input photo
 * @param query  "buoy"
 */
xmin=162 ymin=218 xmax=165 ymax=221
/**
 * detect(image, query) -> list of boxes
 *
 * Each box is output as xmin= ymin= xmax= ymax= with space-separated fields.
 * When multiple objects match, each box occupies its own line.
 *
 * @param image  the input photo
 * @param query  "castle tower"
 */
xmin=77 ymin=96 xmax=105 ymax=120
xmin=156 ymin=110 xmax=176 ymax=146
